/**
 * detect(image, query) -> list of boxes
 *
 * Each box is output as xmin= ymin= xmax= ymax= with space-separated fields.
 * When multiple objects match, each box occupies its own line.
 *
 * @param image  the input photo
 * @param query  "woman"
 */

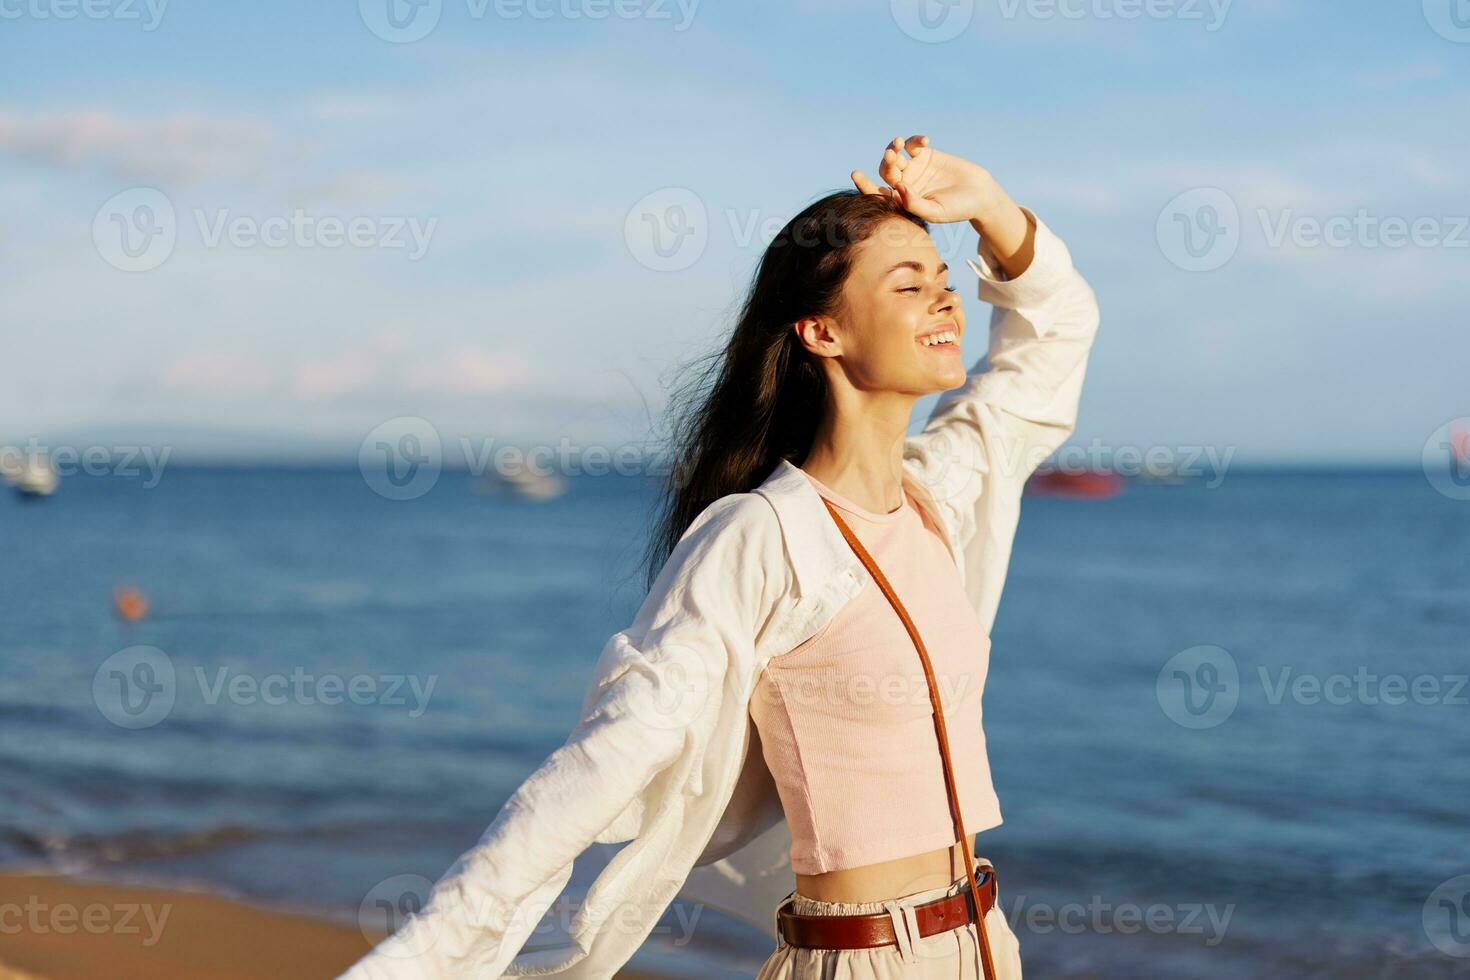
xmin=340 ymin=136 xmax=1099 ymax=980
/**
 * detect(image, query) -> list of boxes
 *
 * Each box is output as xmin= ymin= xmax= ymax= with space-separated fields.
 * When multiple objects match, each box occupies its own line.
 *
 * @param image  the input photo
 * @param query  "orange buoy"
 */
xmin=114 ymin=586 xmax=149 ymax=622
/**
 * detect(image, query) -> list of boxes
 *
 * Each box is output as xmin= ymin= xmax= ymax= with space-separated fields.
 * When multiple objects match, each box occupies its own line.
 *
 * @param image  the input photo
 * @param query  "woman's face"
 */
xmin=801 ymin=217 xmax=967 ymax=396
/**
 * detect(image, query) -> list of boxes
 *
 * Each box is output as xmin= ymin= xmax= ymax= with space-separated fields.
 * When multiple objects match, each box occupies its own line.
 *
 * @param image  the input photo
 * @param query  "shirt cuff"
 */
xmin=964 ymin=205 xmax=1076 ymax=310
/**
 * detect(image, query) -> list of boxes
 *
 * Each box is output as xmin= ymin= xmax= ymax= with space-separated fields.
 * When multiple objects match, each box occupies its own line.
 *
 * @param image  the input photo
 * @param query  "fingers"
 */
xmin=899 ymin=143 xmax=935 ymax=190
xmin=878 ymin=138 xmax=907 ymax=188
xmin=879 ymin=135 xmax=931 ymax=188
xmin=851 ymin=169 xmax=890 ymax=197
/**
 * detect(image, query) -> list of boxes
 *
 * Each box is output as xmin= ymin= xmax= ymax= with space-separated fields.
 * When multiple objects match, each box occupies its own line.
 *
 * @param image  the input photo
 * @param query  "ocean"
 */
xmin=2 ymin=465 xmax=1466 ymax=978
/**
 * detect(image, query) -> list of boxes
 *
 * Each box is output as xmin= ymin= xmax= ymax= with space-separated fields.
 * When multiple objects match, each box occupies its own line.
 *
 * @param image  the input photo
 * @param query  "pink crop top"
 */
xmin=747 ymin=468 xmax=1003 ymax=875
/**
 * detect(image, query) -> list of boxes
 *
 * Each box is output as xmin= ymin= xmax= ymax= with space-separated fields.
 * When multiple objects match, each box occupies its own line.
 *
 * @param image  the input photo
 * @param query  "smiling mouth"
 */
xmin=916 ymin=327 xmax=960 ymax=349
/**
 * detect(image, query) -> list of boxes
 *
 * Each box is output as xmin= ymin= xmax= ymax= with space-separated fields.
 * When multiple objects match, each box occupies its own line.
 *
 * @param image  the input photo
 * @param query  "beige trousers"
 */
xmin=754 ymin=855 xmax=1023 ymax=980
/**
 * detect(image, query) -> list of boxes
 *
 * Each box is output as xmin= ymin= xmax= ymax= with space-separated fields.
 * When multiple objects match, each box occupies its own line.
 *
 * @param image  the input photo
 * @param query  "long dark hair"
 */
xmin=642 ymin=189 xmax=926 ymax=590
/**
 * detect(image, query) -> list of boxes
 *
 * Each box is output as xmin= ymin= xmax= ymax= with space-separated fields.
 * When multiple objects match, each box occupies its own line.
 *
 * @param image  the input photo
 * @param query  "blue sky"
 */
xmin=2 ymin=0 xmax=1466 ymax=464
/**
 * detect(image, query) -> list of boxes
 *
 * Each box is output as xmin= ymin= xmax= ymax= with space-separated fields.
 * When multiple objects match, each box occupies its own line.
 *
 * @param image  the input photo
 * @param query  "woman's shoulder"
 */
xmin=687 ymin=490 xmax=782 ymax=539
xmin=673 ymin=491 xmax=792 ymax=606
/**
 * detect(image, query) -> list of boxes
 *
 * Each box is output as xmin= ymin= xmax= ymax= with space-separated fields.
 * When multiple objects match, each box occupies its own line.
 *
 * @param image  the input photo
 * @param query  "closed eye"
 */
xmin=898 ymin=284 xmax=958 ymax=293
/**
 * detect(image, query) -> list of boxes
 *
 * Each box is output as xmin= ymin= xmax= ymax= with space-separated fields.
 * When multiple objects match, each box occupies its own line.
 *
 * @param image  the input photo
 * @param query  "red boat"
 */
xmin=1024 ymin=469 xmax=1124 ymax=498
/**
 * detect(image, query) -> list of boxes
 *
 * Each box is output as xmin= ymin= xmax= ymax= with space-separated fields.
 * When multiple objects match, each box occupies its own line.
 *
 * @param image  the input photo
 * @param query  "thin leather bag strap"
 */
xmin=821 ymin=496 xmax=999 ymax=980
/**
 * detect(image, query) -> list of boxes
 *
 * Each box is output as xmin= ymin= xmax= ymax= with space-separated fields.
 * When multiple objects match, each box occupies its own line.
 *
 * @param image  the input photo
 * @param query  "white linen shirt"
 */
xmin=339 ymin=206 xmax=1100 ymax=980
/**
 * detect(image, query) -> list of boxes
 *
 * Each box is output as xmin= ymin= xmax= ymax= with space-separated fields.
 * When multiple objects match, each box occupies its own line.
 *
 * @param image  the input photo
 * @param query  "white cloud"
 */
xmin=0 ymin=108 xmax=278 ymax=184
xmin=136 ymin=335 xmax=545 ymax=416
xmin=406 ymin=345 xmax=535 ymax=396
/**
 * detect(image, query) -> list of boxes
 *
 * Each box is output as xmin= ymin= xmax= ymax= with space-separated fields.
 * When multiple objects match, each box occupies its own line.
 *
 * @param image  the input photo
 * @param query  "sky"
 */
xmin=1 ymin=0 xmax=1467 ymax=466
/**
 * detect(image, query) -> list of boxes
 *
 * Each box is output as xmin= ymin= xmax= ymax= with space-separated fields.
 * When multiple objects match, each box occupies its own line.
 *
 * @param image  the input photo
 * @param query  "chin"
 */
xmin=931 ymin=367 xmax=967 ymax=391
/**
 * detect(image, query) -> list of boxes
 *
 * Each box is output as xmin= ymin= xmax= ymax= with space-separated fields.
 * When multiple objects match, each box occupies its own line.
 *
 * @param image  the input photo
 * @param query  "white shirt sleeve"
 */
xmin=906 ymin=206 xmax=1102 ymax=535
xmin=337 ymin=492 xmax=787 ymax=979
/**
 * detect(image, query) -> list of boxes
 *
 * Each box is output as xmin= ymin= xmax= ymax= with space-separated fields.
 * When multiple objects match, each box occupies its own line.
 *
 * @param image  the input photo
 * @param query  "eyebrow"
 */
xmin=883 ymin=260 xmax=949 ymax=277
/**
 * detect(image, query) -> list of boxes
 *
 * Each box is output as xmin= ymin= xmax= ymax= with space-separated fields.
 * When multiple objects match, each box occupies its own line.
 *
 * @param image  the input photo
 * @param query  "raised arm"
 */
xmin=927 ymin=200 xmax=1100 ymax=505
xmin=855 ymin=135 xmax=1101 ymax=555
xmin=338 ymin=492 xmax=788 ymax=979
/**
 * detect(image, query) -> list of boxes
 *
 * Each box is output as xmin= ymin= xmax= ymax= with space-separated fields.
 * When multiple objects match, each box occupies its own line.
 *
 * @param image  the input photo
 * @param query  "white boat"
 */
xmin=2 ymin=454 xmax=59 ymax=499
xmin=474 ymin=467 xmax=567 ymax=501
xmin=503 ymin=467 xmax=566 ymax=500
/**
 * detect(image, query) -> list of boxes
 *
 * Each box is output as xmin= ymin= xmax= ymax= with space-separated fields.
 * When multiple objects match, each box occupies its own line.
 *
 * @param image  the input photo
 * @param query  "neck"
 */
xmin=799 ymin=389 xmax=915 ymax=516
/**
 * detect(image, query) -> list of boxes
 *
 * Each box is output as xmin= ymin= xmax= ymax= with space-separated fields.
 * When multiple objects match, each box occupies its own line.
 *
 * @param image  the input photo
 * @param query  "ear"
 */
xmin=792 ymin=315 xmax=840 ymax=358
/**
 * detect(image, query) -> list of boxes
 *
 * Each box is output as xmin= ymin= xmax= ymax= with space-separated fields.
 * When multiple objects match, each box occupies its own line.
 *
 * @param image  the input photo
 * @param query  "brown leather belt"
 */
xmin=777 ymin=863 xmax=997 ymax=950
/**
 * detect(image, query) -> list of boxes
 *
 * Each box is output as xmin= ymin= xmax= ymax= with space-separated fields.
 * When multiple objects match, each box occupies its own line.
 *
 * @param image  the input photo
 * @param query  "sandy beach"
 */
xmin=0 ymin=872 xmax=381 ymax=980
xmin=0 ymin=871 xmax=663 ymax=980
